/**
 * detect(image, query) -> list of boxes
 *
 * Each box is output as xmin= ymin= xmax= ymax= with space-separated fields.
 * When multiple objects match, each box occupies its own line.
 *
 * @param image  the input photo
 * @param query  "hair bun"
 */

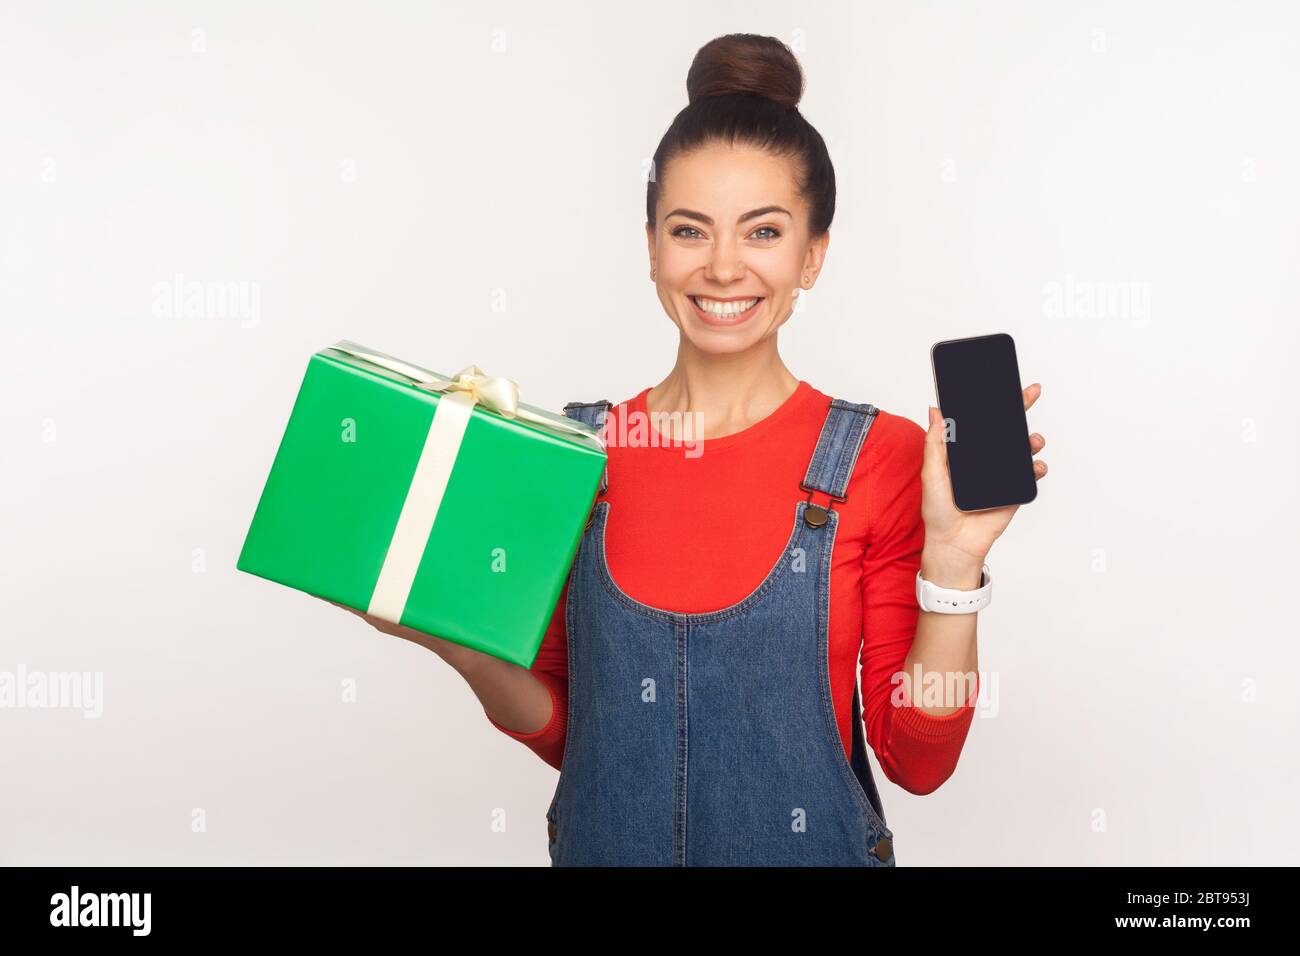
xmin=686 ymin=33 xmax=803 ymax=109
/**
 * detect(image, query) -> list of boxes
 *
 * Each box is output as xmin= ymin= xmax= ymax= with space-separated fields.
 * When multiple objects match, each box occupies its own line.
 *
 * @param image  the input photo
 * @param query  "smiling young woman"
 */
xmin=345 ymin=32 xmax=1048 ymax=867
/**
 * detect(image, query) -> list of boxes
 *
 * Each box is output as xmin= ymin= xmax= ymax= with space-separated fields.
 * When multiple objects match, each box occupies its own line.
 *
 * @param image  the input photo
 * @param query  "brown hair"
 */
xmin=646 ymin=33 xmax=836 ymax=237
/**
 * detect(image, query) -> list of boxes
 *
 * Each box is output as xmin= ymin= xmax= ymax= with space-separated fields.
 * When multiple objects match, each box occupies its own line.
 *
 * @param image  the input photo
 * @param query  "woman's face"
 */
xmin=647 ymin=140 xmax=828 ymax=355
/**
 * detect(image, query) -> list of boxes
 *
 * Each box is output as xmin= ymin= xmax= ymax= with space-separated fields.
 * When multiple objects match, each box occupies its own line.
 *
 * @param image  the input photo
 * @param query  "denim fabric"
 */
xmin=547 ymin=398 xmax=895 ymax=867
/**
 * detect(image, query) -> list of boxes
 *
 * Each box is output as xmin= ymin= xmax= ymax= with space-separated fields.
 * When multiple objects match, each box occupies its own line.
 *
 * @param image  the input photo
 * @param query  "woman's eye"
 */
xmin=752 ymin=226 xmax=781 ymax=240
xmin=672 ymin=225 xmax=703 ymax=239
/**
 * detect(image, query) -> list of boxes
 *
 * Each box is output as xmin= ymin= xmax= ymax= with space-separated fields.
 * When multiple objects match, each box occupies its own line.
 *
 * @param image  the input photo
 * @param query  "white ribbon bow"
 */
xmin=327 ymin=341 xmax=603 ymax=447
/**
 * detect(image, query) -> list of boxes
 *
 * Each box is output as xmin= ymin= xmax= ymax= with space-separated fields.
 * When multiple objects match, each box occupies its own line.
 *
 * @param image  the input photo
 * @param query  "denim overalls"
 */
xmin=544 ymin=396 xmax=896 ymax=867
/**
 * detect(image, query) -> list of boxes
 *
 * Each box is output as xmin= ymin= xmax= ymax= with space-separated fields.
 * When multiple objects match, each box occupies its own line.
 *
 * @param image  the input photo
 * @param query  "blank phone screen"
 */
xmin=931 ymin=333 xmax=1037 ymax=512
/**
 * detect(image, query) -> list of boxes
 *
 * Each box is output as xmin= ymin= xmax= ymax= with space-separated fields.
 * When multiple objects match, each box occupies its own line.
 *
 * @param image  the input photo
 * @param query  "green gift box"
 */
xmin=236 ymin=340 xmax=607 ymax=667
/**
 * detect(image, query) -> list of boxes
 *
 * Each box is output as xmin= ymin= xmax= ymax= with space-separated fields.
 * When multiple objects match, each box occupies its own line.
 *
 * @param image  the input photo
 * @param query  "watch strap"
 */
xmin=915 ymin=564 xmax=992 ymax=614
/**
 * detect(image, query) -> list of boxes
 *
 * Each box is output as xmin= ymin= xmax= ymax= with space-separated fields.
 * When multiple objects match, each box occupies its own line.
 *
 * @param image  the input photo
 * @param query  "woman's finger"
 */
xmin=1023 ymin=382 xmax=1041 ymax=411
xmin=922 ymin=406 xmax=949 ymax=482
xmin=1033 ymin=459 xmax=1048 ymax=479
xmin=1029 ymin=432 xmax=1046 ymax=454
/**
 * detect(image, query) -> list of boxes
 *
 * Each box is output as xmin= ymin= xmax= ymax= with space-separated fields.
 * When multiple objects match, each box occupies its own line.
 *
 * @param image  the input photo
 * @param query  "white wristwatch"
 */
xmin=915 ymin=564 xmax=992 ymax=614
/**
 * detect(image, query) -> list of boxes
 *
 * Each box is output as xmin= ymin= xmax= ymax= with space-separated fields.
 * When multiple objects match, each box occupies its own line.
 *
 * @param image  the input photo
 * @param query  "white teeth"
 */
xmin=692 ymin=296 xmax=760 ymax=316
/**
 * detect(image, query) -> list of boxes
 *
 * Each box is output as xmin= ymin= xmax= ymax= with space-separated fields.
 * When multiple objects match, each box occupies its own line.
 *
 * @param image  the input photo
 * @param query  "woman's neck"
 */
xmin=646 ymin=339 xmax=801 ymax=442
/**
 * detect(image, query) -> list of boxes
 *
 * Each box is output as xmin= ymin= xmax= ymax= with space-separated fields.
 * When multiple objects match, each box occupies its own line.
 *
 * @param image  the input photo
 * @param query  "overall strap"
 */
xmin=563 ymin=399 xmax=613 ymax=495
xmin=800 ymin=398 xmax=880 ymax=504
xmin=850 ymin=682 xmax=887 ymax=826
xmin=808 ymin=398 xmax=889 ymax=830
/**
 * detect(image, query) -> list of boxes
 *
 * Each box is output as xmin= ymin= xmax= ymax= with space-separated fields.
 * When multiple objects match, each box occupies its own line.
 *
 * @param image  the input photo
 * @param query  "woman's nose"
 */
xmin=705 ymin=244 xmax=746 ymax=283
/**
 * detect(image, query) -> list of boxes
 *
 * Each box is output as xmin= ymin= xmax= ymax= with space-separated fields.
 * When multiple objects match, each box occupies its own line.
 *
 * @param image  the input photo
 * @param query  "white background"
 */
xmin=2 ymin=0 xmax=1297 ymax=865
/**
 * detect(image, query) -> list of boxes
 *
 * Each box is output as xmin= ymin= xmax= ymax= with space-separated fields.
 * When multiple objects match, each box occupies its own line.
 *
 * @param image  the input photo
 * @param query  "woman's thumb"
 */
xmin=923 ymin=406 xmax=948 ymax=472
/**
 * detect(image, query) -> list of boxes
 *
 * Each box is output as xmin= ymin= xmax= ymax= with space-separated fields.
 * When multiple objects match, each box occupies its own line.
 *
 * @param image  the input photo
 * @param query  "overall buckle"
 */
xmin=800 ymin=482 xmax=846 ymax=529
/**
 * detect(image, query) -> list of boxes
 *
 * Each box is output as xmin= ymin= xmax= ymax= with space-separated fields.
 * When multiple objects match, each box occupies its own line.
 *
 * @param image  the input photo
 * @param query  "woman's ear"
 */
xmin=803 ymin=229 xmax=830 ymax=281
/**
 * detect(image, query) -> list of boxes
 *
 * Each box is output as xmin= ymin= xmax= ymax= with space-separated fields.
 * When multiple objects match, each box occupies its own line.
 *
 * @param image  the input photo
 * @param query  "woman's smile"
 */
xmin=689 ymin=293 xmax=766 ymax=327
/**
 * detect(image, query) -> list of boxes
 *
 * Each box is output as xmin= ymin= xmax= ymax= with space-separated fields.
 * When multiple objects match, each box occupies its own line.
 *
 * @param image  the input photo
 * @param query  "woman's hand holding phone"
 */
xmin=919 ymin=382 xmax=1048 ymax=587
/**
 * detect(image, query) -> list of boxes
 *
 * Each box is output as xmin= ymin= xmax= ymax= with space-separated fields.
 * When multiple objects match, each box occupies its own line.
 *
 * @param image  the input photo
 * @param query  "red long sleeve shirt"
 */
xmin=487 ymin=381 xmax=978 ymax=795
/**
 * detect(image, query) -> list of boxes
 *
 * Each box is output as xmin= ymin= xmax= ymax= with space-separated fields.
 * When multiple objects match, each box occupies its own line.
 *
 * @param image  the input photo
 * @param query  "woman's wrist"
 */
xmin=919 ymin=541 xmax=986 ymax=590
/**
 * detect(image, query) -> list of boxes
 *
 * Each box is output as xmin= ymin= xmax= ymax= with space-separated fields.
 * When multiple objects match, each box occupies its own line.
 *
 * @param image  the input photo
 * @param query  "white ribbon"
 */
xmin=320 ymin=341 xmax=603 ymax=624
xmin=366 ymin=389 xmax=476 ymax=622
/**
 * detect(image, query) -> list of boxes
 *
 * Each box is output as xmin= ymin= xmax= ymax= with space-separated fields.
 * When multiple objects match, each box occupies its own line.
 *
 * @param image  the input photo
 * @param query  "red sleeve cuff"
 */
xmin=890 ymin=673 xmax=979 ymax=743
xmin=485 ymin=671 xmax=567 ymax=747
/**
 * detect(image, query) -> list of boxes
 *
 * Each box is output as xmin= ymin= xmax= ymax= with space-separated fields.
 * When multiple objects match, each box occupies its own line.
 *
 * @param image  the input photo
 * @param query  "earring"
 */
xmin=651 ymin=268 xmax=657 ymax=280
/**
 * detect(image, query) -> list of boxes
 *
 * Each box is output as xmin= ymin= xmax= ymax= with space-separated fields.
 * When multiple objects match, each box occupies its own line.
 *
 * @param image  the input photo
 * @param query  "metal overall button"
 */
xmin=871 ymin=836 xmax=893 ymax=861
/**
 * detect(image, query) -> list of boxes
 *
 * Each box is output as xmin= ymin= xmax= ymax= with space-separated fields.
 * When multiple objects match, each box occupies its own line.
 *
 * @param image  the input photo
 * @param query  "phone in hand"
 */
xmin=930 ymin=333 xmax=1038 ymax=512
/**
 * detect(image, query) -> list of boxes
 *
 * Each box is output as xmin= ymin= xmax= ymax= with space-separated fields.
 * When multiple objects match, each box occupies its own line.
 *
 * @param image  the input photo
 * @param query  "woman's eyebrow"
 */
xmin=665 ymin=205 xmax=792 ymax=226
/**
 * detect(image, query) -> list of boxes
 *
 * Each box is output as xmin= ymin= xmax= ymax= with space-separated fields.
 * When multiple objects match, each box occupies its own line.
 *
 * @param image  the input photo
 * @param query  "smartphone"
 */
xmin=930 ymin=333 xmax=1037 ymax=512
